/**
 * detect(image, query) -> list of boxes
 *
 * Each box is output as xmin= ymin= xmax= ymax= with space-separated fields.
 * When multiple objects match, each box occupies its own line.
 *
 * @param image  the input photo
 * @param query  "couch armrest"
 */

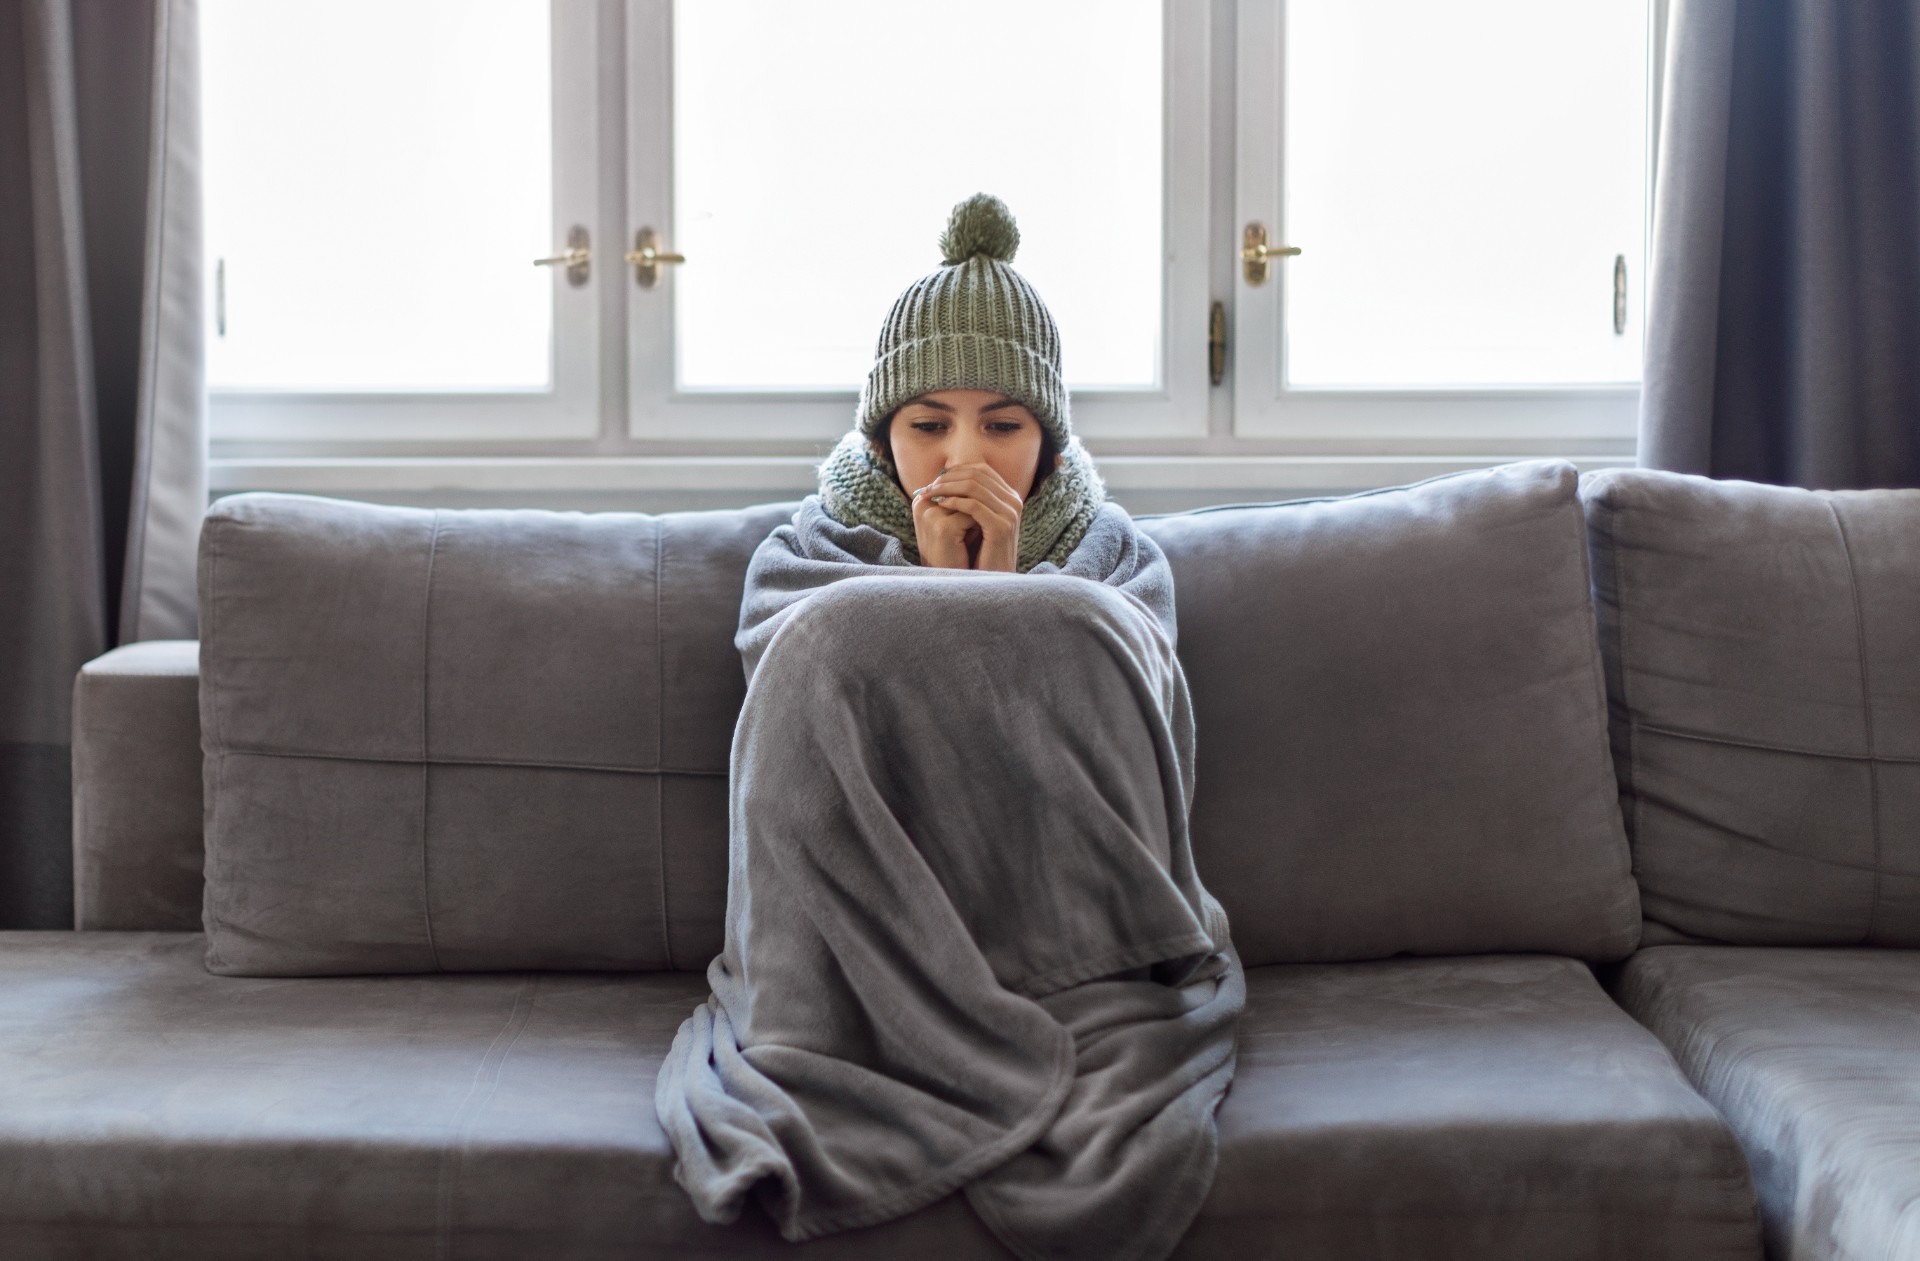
xmin=71 ymin=641 xmax=203 ymax=931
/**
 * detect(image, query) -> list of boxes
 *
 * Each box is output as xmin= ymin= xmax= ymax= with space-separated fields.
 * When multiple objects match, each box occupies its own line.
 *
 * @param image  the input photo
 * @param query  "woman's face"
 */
xmin=884 ymin=389 xmax=1047 ymax=499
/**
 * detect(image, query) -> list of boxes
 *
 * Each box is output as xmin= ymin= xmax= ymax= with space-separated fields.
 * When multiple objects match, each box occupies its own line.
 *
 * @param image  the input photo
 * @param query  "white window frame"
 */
xmin=1229 ymin=0 xmax=1650 ymax=452
xmin=207 ymin=1 xmax=601 ymax=443
xmin=621 ymin=0 xmax=1212 ymax=445
xmin=205 ymin=0 xmax=1664 ymax=501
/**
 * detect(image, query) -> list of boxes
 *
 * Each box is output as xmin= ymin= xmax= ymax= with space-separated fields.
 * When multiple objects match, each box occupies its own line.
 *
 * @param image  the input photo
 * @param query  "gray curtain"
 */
xmin=0 ymin=0 xmax=205 ymax=929
xmin=1640 ymin=0 xmax=1920 ymax=487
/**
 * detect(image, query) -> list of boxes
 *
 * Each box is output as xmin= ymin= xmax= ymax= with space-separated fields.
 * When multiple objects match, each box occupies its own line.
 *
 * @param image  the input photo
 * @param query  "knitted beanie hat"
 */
xmin=854 ymin=192 xmax=1069 ymax=445
xmin=818 ymin=192 xmax=1105 ymax=571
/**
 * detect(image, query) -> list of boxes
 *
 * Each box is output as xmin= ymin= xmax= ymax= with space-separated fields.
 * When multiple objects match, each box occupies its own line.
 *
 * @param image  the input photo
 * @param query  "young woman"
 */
xmin=656 ymin=194 xmax=1244 ymax=1261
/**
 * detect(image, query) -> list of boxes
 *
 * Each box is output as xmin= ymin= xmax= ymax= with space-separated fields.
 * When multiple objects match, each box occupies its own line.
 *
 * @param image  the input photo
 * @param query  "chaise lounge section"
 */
xmin=1585 ymin=468 xmax=1920 ymax=1261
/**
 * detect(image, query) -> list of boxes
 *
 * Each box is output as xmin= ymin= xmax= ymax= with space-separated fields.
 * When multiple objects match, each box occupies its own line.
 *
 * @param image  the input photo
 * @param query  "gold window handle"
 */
xmin=624 ymin=228 xmax=686 ymax=288
xmin=1240 ymin=223 xmax=1300 ymax=286
xmin=533 ymin=225 xmax=591 ymax=287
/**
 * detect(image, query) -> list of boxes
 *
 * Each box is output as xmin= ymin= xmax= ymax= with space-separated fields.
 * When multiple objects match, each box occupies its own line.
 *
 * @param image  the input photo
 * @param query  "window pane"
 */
xmin=1283 ymin=0 xmax=1648 ymax=388
xmin=202 ymin=0 xmax=552 ymax=391
xmin=673 ymin=0 xmax=1162 ymax=391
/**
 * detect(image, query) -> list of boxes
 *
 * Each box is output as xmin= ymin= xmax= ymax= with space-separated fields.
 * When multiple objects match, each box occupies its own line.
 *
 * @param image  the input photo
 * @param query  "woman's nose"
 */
xmin=948 ymin=431 xmax=988 ymax=466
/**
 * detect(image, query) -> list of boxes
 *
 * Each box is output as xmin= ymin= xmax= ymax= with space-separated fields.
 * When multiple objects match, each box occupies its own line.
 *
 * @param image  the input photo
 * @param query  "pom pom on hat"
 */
xmin=938 ymin=192 xmax=1020 ymax=265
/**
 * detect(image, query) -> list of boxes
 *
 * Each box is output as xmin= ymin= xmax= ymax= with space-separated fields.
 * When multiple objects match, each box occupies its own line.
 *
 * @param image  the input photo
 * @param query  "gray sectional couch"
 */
xmin=3 ymin=457 xmax=1913 ymax=1258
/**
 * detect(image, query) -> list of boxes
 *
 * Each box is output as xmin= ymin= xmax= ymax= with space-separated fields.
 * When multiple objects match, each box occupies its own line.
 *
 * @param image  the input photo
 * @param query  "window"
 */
xmin=625 ymin=0 xmax=1211 ymax=442
xmin=201 ymin=0 xmax=1658 ymax=488
xmin=669 ymin=2 xmax=1163 ymax=393
xmin=1234 ymin=0 xmax=1654 ymax=445
xmin=204 ymin=1 xmax=553 ymax=392
xmin=202 ymin=0 xmax=599 ymax=440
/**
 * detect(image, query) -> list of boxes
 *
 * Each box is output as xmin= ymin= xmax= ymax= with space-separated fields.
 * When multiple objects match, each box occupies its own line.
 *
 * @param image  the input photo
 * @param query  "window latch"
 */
xmin=533 ymin=225 xmax=592 ymax=287
xmin=1612 ymin=254 xmax=1628 ymax=335
xmin=1241 ymin=222 xmax=1301 ymax=286
xmin=624 ymin=228 xmax=687 ymax=289
xmin=1209 ymin=301 xmax=1227 ymax=386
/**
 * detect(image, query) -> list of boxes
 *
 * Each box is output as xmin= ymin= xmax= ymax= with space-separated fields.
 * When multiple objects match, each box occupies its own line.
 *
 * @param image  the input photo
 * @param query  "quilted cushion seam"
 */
xmin=1626 ymin=719 xmax=1920 ymax=764
xmin=655 ymin=524 xmax=675 ymax=970
xmin=1824 ymin=497 xmax=1881 ymax=943
xmin=421 ymin=511 xmax=445 ymax=973
xmin=202 ymin=746 xmax=726 ymax=776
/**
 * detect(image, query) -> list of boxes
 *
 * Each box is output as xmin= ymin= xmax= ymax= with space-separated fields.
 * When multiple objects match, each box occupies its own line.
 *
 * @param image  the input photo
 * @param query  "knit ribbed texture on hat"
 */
xmin=817 ymin=428 xmax=1106 ymax=572
xmin=855 ymin=193 xmax=1071 ymax=449
xmin=821 ymin=192 xmax=1105 ymax=570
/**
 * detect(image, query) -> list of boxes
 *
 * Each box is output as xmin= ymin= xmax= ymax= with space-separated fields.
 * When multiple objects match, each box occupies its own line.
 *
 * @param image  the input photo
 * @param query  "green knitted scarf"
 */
xmin=815 ymin=428 xmax=1107 ymax=572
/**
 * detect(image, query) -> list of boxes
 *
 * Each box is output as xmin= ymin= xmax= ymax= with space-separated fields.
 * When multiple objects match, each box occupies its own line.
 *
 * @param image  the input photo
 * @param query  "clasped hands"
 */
xmin=909 ymin=462 xmax=1024 ymax=572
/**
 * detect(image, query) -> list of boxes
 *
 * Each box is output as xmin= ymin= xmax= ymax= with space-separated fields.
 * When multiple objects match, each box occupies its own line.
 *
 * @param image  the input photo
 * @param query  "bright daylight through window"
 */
xmin=670 ymin=0 xmax=1163 ymax=393
xmin=1283 ymin=0 xmax=1650 ymax=389
xmin=196 ymin=0 xmax=1652 ymax=420
xmin=201 ymin=0 xmax=552 ymax=392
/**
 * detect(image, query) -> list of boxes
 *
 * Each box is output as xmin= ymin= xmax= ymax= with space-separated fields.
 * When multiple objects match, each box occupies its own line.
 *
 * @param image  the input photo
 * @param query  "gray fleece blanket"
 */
xmin=656 ymin=496 xmax=1244 ymax=1261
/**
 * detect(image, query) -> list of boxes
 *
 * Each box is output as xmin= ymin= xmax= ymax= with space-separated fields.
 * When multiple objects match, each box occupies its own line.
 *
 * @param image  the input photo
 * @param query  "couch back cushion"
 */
xmin=1139 ymin=460 xmax=1640 ymax=966
xmin=1580 ymin=468 xmax=1920 ymax=947
xmin=197 ymin=493 xmax=798 ymax=975
xmin=201 ymin=465 xmax=1642 ymax=977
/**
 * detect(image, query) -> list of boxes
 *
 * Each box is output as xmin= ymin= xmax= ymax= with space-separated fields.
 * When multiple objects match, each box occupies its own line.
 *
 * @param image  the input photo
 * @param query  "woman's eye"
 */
xmin=988 ymin=422 xmax=1024 ymax=434
xmin=909 ymin=420 xmax=947 ymax=433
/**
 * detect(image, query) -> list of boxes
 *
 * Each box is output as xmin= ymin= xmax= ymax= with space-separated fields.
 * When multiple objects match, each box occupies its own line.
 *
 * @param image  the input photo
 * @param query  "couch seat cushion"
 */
xmin=0 ymin=932 xmax=1005 ymax=1260
xmin=1616 ymin=946 xmax=1920 ymax=1261
xmin=0 ymin=937 xmax=1759 ymax=1260
xmin=1179 ymin=954 xmax=1761 ymax=1261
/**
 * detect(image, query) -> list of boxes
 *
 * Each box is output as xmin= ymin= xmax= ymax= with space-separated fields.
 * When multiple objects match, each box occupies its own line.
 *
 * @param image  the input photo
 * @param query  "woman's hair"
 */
xmin=874 ymin=407 xmax=1060 ymax=500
